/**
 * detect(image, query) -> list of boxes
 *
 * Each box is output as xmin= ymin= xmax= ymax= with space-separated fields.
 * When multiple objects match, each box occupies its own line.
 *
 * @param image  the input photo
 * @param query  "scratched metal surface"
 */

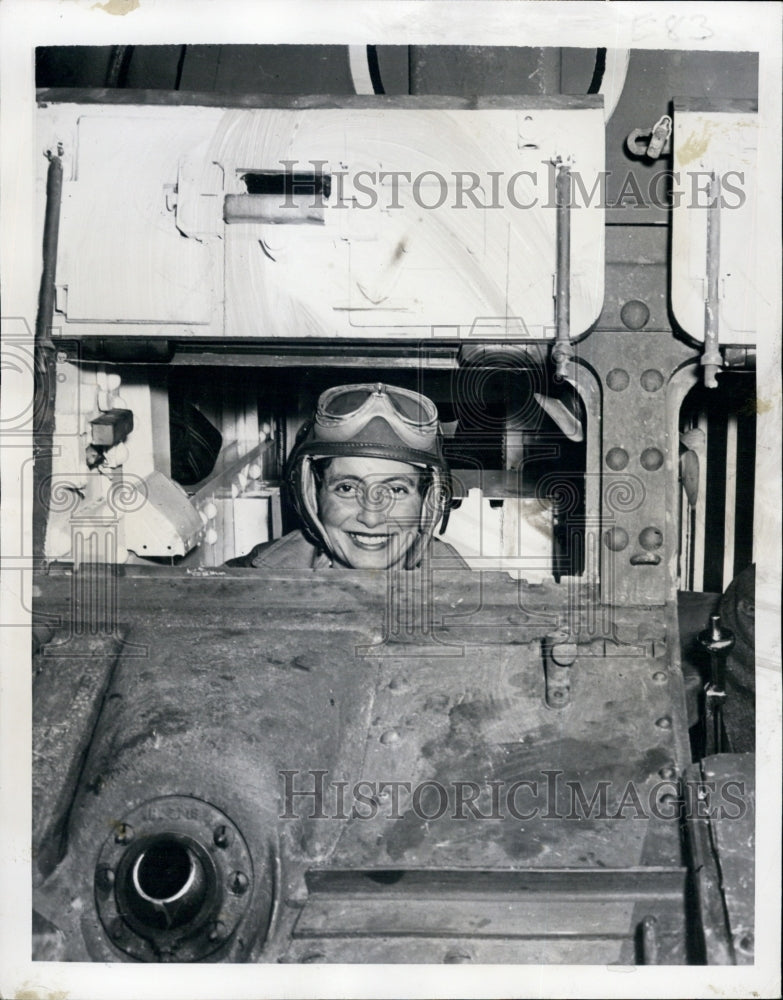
xmin=696 ymin=754 xmax=755 ymax=965
xmin=323 ymin=641 xmax=682 ymax=870
xmin=33 ymin=629 xmax=128 ymax=884
xmin=34 ymin=569 xmax=691 ymax=962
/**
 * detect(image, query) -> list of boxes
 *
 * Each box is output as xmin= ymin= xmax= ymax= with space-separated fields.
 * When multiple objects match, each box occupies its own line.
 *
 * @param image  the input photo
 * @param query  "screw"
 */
xmin=114 ymin=822 xmax=134 ymax=845
xmin=380 ymin=729 xmax=400 ymax=746
xmin=229 ymin=871 xmax=249 ymax=895
xmin=213 ymin=824 xmax=232 ymax=849
xmin=208 ymin=920 xmax=226 ymax=942
xmin=655 ymin=716 xmax=672 ymax=730
xmin=95 ymin=865 xmax=115 ymax=892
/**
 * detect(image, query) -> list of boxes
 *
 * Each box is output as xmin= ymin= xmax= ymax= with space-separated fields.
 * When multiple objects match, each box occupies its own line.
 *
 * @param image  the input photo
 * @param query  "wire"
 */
xmin=587 ymin=48 xmax=607 ymax=94
xmin=348 ymin=45 xmax=385 ymax=95
xmin=366 ymin=45 xmax=385 ymax=95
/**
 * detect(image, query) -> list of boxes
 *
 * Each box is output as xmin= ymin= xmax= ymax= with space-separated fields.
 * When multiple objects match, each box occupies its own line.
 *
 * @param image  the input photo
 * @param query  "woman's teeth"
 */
xmin=349 ymin=532 xmax=390 ymax=549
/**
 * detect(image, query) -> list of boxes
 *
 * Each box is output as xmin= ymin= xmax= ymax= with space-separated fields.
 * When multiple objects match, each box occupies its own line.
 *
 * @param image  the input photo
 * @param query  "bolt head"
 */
xmin=229 ymin=871 xmax=249 ymax=896
xmin=213 ymin=824 xmax=232 ymax=849
xmin=207 ymin=920 xmax=226 ymax=942
xmin=95 ymin=865 xmax=115 ymax=892
xmin=114 ymin=822 xmax=134 ymax=845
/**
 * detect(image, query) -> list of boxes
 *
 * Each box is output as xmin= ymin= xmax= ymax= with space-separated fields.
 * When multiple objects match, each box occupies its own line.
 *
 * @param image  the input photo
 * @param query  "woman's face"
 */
xmin=317 ymin=455 xmax=424 ymax=568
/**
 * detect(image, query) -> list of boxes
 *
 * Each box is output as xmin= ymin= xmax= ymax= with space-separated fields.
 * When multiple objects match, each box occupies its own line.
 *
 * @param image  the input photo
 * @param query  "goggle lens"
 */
xmin=319 ymin=384 xmax=435 ymax=427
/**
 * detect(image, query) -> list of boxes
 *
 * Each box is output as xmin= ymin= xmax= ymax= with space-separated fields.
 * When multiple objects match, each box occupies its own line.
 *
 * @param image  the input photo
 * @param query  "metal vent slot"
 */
xmin=224 ymin=171 xmax=333 ymax=225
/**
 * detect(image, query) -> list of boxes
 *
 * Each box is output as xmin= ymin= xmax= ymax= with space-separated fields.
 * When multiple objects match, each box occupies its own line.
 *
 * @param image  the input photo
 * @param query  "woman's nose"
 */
xmin=356 ymin=502 xmax=386 ymax=528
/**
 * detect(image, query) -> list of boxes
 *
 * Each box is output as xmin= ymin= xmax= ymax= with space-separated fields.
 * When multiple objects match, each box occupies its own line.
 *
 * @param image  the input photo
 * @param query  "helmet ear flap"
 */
xmin=404 ymin=468 xmax=449 ymax=569
xmin=298 ymin=455 xmax=330 ymax=550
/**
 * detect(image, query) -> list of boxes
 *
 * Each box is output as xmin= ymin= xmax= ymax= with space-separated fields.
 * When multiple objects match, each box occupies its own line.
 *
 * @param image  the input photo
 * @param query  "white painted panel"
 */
xmin=442 ymin=490 xmax=553 ymax=581
xmin=54 ymin=113 xmax=222 ymax=328
xmin=218 ymin=107 xmax=605 ymax=339
xmin=43 ymin=103 xmax=604 ymax=340
xmin=671 ymin=111 xmax=758 ymax=344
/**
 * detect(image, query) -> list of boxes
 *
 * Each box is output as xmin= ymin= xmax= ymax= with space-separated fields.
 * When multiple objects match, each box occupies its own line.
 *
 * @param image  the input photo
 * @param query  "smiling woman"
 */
xmin=229 ymin=383 xmax=467 ymax=570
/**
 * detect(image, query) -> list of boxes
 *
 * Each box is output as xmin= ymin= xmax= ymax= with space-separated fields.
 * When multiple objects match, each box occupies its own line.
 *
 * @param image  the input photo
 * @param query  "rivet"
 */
xmin=620 ymin=299 xmax=650 ymax=330
xmin=388 ymin=675 xmax=408 ymax=691
xmin=640 ymin=448 xmax=664 ymax=471
xmin=640 ymin=369 xmax=664 ymax=392
xmin=228 ymin=871 xmax=249 ymax=895
xmin=110 ymin=918 xmax=125 ymax=941
xmin=639 ymin=526 xmax=663 ymax=551
xmin=114 ymin=822 xmax=134 ymax=845
xmin=604 ymin=527 xmax=629 ymax=551
xmin=208 ymin=920 xmax=226 ymax=942
xmin=607 ymin=368 xmax=630 ymax=391
xmin=95 ymin=865 xmax=115 ymax=892
xmin=605 ymin=447 xmax=629 ymax=471
xmin=213 ymin=824 xmax=232 ymax=849
xmin=380 ymin=729 xmax=401 ymax=746
xmin=655 ymin=716 xmax=672 ymax=730
xmin=652 ymin=670 xmax=668 ymax=684
xmin=658 ymin=764 xmax=677 ymax=780
xmin=737 ymin=933 xmax=754 ymax=954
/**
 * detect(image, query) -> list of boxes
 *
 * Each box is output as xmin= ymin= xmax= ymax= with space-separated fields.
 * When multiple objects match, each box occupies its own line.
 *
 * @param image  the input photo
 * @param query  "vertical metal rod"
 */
xmin=640 ymin=914 xmax=660 ymax=964
xmin=699 ymin=613 xmax=734 ymax=756
xmin=33 ymin=149 xmax=65 ymax=561
xmin=708 ymin=615 xmax=726 ymax=754
xmin=553 ymin=161 xmax=572 ymax=378
xmin=35 ymin=151 xmax=63 ymax=347
xmin=702 ymin=173 xmax=722 ymax=388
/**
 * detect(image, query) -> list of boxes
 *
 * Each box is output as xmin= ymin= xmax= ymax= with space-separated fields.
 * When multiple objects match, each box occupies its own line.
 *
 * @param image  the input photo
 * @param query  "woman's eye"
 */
xmin=389 ymin=485 xmax=410 ymax=496
xmin=334 ymin=482 xmax=357 ymax=496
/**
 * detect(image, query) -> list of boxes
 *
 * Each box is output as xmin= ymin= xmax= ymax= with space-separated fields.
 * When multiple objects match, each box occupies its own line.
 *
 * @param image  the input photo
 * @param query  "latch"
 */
xmin=626 ymin=115 xmax=673 ymax=160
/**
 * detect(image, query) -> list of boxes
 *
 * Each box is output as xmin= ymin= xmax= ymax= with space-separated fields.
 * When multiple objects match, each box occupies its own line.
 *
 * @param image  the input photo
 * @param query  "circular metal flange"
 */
xmin=94 ymin=796 xmax=253 ymax=962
